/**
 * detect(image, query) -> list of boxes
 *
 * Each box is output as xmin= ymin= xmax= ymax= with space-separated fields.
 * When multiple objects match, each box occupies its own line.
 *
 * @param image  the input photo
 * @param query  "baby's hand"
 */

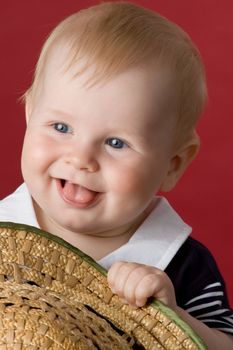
xmin=107 ymin=261 xmax=177 ymax=308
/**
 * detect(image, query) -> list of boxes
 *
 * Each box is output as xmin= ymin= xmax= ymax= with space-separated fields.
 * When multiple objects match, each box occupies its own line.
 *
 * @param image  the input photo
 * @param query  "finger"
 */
xmin=122 ymin=266 xmax=155 ymax=305
xmin=107 ymin=261 xmax=124 ymax=289
xmin=134 ymin=273 xmax=162 ymax=306
xmin=107 ymin=262 xmax=138 ymax=296
xmin=135 ymin=272 xmax=176 ymax=307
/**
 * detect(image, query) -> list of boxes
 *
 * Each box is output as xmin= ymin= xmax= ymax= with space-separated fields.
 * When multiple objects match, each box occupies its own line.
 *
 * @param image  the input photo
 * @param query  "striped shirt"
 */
xmin=166 ymin=237 xmax=233 ymax=335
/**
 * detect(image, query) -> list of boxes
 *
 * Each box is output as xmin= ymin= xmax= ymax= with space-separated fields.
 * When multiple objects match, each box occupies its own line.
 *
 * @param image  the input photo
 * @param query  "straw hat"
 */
xmin=0 ymin=222 xmax=206 ymax=349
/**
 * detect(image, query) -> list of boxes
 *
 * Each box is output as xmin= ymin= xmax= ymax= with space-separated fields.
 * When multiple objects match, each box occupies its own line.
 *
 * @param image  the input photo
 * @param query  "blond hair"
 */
xmin=25 ymin=1 xmax=207 ymax=146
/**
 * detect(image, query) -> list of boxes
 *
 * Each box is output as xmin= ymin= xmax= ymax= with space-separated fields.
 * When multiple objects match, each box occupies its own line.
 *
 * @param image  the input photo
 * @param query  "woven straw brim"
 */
xmin=0 ymin=222 xmax=207 ymax=350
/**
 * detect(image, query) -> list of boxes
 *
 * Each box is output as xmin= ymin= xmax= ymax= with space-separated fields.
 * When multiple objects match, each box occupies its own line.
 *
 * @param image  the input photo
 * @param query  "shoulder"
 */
xmin=166 ymin=237 xmax=233 ymax=335
xmin=165 ymin=237 xmax=227 ymax=305
xmin=0 ymin=184 xmax=25 ymax=214
xmin=0 ymin=184 xmax=38 ymax=227
xmin=166 ymin=236 xmax=223 ymax=280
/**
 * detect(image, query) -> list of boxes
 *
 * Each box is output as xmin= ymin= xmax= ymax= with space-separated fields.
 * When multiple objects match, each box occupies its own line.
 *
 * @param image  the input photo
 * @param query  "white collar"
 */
xmin=0 ymin=184 xmax=191 ymax=271
xmin=0 ymin=183 xmax=39 ymax=228
xmin=99 ymin=197 xmax=191 ymax=271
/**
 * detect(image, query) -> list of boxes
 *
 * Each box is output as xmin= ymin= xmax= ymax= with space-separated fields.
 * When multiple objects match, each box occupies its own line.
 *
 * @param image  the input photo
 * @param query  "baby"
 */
xmin=1 ymin=2 xmax=232 ymax=348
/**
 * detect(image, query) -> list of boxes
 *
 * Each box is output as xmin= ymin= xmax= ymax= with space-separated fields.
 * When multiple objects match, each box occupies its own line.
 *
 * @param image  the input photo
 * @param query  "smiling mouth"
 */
xmin=58 ymin=179 xmax=100 ymax=208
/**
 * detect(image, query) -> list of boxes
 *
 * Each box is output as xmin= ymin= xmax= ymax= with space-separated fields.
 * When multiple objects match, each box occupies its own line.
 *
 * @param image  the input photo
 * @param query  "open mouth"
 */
xmin=57 ymin=179 xmax=100 ymax=208
xmin=61 ymin=179 xmax=66 ymax=188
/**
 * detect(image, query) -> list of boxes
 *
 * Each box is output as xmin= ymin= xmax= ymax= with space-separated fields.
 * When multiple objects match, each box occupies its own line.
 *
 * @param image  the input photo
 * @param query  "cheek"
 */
xmin=21 ymin=132 xmax=54 ymax=174
xmin=104 ymin=152 xmax=172 ymax=201
xmin=105 ymin=161 xmax=158 ymax=197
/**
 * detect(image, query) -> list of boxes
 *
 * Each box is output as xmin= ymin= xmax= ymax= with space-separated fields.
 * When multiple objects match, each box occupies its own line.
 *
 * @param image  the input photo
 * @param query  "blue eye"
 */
xmin=53 ymin=123 xmax=70 ymax=133
xmin=106 ymin=138 xmax=126 ymax=149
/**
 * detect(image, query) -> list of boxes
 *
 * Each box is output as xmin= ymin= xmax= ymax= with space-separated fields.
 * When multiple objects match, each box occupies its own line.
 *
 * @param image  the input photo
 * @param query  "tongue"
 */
xmin=63 ymin=182 xmax=97 ymax=204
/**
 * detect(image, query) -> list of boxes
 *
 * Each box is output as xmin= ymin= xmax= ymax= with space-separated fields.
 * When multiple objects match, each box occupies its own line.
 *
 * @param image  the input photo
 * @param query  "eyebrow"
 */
xmin=42 ymin=108 xmax=76 ymax=120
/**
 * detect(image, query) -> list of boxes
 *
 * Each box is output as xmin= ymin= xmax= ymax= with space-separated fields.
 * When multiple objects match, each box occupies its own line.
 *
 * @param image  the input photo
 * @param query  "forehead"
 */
xmin=36 ymin=44 xmax=177 ymax=129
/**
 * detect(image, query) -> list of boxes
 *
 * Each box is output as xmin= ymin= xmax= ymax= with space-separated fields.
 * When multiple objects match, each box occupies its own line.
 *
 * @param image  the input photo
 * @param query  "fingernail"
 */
xmin=136 ymin=301 xmax=143 ymax=307
xmin=120 ymin=298 xmax=128 ymax=304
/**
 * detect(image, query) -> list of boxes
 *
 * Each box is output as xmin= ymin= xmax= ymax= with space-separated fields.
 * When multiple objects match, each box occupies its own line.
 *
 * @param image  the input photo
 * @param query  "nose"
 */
xmin=64 ymin=144 xmax=99 ymax=173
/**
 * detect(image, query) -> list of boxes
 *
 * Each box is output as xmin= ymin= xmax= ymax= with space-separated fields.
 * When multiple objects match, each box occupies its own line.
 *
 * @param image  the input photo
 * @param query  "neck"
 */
xmin=33 ymin=201 xmax=156 ymax=261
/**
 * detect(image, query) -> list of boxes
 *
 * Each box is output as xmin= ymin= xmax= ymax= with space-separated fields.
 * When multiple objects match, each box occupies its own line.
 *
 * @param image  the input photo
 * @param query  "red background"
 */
xmin=0 ymin=1 xmax=232 ymax=304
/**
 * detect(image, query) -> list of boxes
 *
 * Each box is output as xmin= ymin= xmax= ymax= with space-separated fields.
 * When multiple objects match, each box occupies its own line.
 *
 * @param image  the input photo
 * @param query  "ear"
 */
xmin=25 ymin=93 xmax=32 ymax=124
xmin=160 ymin=131 xmax=200 ymax=192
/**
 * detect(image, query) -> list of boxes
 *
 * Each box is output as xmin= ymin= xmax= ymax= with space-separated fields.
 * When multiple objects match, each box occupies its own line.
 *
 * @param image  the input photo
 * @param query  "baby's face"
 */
xmin=21 ymin=50 xmax=177 ymax=237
